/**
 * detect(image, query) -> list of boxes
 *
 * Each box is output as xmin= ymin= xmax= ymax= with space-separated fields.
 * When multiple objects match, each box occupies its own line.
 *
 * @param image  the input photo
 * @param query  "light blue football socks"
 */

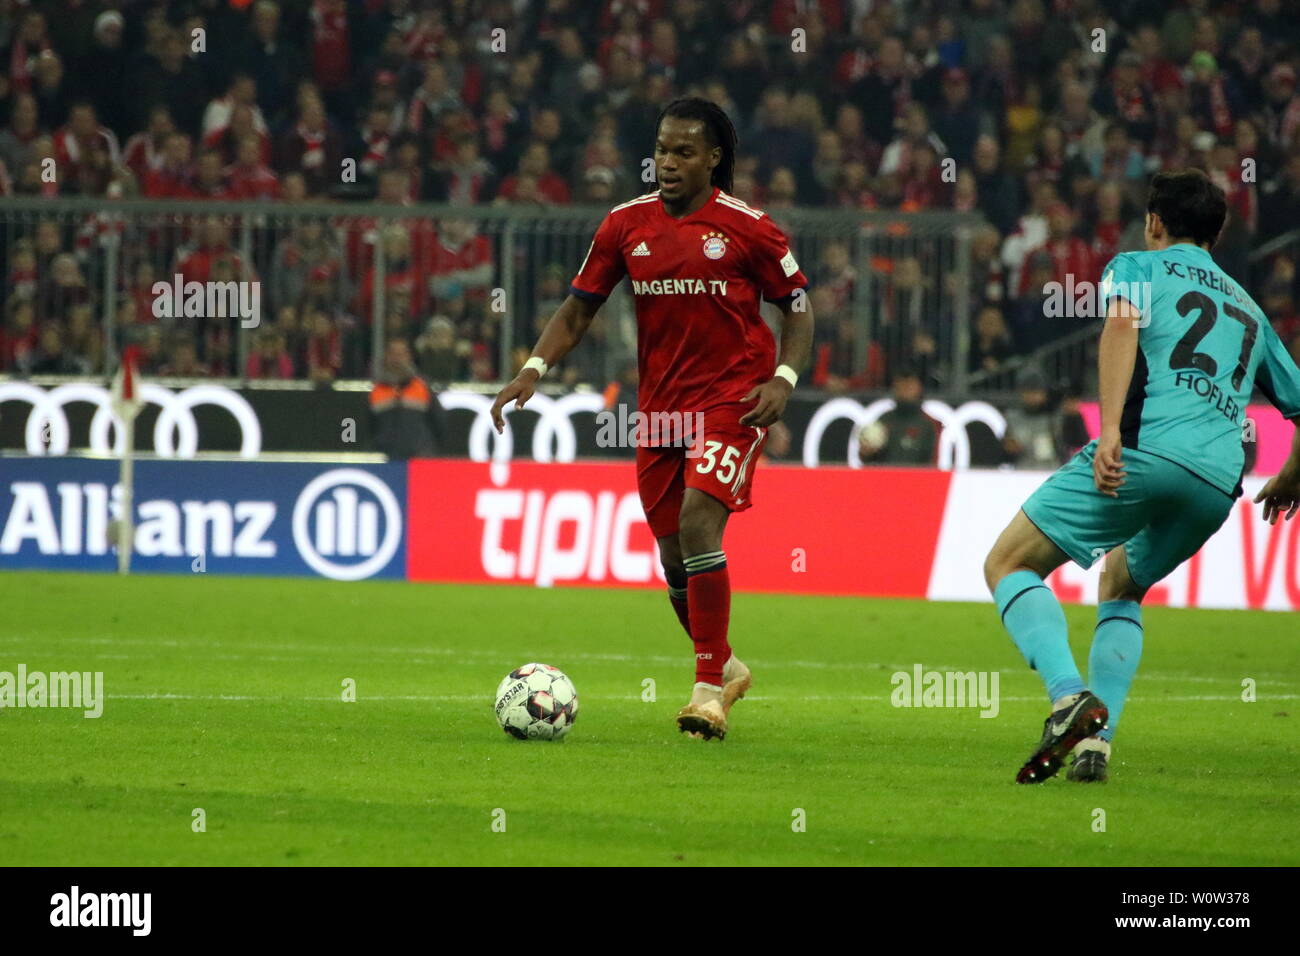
xmin=1089 ymin=600 xmax=1143 ymax=742
xmin=994 ymin=570 xmax=1085 ymax=703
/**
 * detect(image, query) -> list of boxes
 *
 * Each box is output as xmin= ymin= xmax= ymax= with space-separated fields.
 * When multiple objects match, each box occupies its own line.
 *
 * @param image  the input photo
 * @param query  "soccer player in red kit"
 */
xmin=491 ymin=98 xmax=814 ymax=740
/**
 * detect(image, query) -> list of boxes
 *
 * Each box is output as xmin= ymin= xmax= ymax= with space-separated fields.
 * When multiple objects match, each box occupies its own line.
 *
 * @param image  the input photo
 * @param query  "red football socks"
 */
xmin=683 ymin=551 xmax=730 ymax=686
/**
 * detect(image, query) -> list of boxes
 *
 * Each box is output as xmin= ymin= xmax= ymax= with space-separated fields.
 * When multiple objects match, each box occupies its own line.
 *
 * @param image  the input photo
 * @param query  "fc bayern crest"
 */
xmin=701 ymin=231 xmax=729 ymax=260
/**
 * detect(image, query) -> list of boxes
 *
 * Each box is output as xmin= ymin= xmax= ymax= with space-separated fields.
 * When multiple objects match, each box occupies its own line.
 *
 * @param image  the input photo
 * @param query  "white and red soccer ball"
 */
xmin=494 ymin=663 xmax=579 ymax=740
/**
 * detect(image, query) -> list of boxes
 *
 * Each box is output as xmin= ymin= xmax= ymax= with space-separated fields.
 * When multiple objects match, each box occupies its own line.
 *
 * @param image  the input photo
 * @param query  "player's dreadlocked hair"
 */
xmin=655 ymin=97 xmax=738 ymax=194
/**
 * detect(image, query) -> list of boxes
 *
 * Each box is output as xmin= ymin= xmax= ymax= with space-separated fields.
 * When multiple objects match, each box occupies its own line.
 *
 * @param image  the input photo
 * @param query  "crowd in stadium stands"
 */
xmin=2 ymin=0 xmax=1300 ymax=429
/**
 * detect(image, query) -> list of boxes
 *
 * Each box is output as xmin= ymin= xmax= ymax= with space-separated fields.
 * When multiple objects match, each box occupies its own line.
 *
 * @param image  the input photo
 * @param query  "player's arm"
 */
xmin=1252 ymin=322 xmax=1300 ymax=523
xmin=1094 ymin=295 xmax=1142 ymax=497
xmin=490 ymin=294 xmax=602 ymax=432
xmin=740 ymin=294 xmax=814 ymax=427
xmin=492 ymin=212 xmax=626 ymax=433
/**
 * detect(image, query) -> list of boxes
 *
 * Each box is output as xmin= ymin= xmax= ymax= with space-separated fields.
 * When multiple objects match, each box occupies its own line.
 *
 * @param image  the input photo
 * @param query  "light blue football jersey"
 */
xmin=1100 ymin=243 xmax=1300 ymax=495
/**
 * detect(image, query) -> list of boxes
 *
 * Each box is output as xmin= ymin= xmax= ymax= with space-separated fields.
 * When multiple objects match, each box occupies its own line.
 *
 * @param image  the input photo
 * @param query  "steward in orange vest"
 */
xmin=370 ymin=340 xmax=446 ymax=458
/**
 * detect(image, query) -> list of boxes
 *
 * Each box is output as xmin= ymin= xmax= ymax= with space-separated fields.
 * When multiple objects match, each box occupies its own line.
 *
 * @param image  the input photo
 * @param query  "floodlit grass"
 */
xmin=1 ymin=572 xmax=1295 ymax=865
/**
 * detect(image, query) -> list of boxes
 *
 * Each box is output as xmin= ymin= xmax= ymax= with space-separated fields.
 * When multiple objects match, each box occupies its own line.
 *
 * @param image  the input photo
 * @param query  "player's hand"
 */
xmin=490 ymin=369 xmax=540 ymax=433
xmin=1093 ymin=429 xmax=1126 ymax=498
xmin=1254 ymin=468 xmax=1300 ymax=525
xmin=739 ymin=377 xmax=793 ymax=428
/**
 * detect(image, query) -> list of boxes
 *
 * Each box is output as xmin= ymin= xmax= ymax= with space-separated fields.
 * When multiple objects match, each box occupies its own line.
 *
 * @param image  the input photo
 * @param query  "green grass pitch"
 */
xmin=1 ymin=571 xmax=1296 ymax=866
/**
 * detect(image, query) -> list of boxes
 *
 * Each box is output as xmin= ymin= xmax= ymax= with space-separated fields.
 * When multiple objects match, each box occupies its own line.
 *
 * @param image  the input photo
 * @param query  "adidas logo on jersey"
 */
xmin=631 ymin=241 xmax=651 ymax=256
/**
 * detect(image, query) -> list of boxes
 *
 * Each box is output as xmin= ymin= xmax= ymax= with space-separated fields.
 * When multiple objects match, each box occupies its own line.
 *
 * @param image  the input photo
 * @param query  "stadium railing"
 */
xmin=0 ymin=196 xmax=984 ymax=390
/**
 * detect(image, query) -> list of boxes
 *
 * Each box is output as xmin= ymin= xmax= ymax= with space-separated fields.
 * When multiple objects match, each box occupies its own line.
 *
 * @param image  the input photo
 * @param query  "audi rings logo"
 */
xmin=0 ymin=382 xmax=262 ymax=457
xmin=440 ymin=390 xmax=605 ymax=464
xmin=802 ymin=398 xmax=1007 ymax=469
xmin=443 ymin=390 xmax=1006 ymax=471
xmin=292 ymin=469 xmax=402 ymax=580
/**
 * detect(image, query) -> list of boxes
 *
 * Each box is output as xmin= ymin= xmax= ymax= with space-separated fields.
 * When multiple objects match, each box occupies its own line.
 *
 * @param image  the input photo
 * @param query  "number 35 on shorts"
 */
xmin=694 ymin=440 xmax=742 ymax=484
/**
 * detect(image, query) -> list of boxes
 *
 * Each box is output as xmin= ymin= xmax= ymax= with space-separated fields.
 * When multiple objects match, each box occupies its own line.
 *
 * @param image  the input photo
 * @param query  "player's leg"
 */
xmin=1069 ymin=545 xmax=1146 ymax=782
xmin=673 ymin=488 xmax=734 ymax=737
xmin=984 ymin=509 xmax=1078 ymax=702
xmin=658 ymin=526 xmax=750 ymax=723
xmin=637 ymin=443 xmax=694 ymax=639
xmin=985 ymin=510 xmax=1109 ymax=782
xmin=984 ymin=444 xmax=1152 ymax=782
xmin=1071 ymin=461 xmax=1235 ymax=781
xmin=656 ymin=533 xmax=692 ymax=638
xmin=672 ymin=411 xmax=767 ymax=739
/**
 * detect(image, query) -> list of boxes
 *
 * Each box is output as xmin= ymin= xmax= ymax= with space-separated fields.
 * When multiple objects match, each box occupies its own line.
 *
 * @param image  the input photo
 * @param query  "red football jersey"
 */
xmin=570 ymin=187 xmax=809 ymax=415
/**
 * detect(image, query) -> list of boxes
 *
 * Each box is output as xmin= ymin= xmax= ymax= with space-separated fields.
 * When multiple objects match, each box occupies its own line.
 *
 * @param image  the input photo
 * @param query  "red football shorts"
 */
xmin=635 ymin=402 xmax=768 ymax=539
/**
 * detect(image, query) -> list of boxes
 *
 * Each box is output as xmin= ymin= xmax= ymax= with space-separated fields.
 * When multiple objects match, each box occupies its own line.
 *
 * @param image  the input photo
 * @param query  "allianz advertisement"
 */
xmin=0 ymin=459 xmax=406 ymax=580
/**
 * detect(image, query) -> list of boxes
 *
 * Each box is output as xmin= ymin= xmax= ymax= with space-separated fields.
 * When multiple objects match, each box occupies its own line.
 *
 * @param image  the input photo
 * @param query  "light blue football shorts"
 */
xmin=1021 ymin=440 xmax=1235 ymax=590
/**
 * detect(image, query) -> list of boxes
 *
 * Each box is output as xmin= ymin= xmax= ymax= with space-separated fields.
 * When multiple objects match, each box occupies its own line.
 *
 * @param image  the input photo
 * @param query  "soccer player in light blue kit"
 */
xmin=984 ymin=170 xmax=1300 ymax=784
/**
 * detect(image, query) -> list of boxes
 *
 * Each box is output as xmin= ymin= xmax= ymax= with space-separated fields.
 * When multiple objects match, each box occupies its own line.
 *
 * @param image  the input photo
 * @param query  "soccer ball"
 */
xmin=494 ymin=663 xmax=579 ymax=740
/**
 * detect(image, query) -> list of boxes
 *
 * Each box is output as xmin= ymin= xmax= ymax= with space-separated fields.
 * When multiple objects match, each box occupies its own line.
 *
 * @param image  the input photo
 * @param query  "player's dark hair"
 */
xmin=655 ymin=97 xmax=737 ymax=193
xmin=1146 ymin=169 xmax=1226 ymax=247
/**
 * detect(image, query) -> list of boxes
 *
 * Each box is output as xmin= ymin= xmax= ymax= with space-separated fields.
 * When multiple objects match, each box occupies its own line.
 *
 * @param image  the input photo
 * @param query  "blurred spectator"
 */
xmin=880 ymin=102 xmax=947 ymax=179
xmin=159 ymin=338 xmax=209 ymax=378
xmin=812 ymin=308 xmax=884 ymax=393
xmin=175 ymin=218 xmax=251 ymax=285
xmin=130 ymin=28 xmax=208 ymax=135
xmin=970 ymin=304 xmax=1015 ymax=376
xmin=878 ymin=257 xmax=940 ymax=386
xmin=369 ymin=338 xmax=447 ymax=459
xmin=29 ymin=324 xmax=80 ymax=374
xmin=415 ymin=315 xmax=468 ymax=385
xmin=1086 ymin=179 xmax=1128 ymax=265
xmin=304 ymin=308 xmax=343 ymax=386
xmin=309 ymin=0 xmax=353 ymax=119
xmin=351 ymin=102 xmax=398 ymax=188
xmin=38 ymin=253 xmax=90 ymax=318
xmin=239 ymin=1 xmax=304 ymax=125
xmin=192 ymin=149 xmax=231 ymax=199
xmin=143 ymin=132 xmax=195 ymax=198
xmin=77 ymin=11 xmax=130 ymax=136
xmin=931 ymin=68 xmax=982 ymax=168
xmin=355 ymin=225 xmax=428 ymax=325
xmin=849 ymin=35 xmax=910 ymax=146
xmin=858 ymin=368 xmax=940 ymax=466
xmin=275 ymin=93 xmax=342 ymax=196
xmin=406 ymin=61 xmax=463 ymax=151
xmin=53 ymin=102 xmax=120 ymax=182
xmin=1092 ymin=50 xmax=1157 ymax=145
xmin=0 ymin=93 xmax=41 ymax=176
xmin=271 ymin=220 xmax=344 ymax=313
xmin=973 ymin=134 xmax=1020 ymax=235
xmin=122 ymin=105 xmax=176 ymax=185
xmin=495 ymin=141 xmax=570 ymax=204
xmin=1016 ymin=201 xmax=1096 ymax=297
xmin=204 ymin=103 xmax=272 ymax=168
xmin=1 ymin=298 xmax=39 ymax=373
xmin=32 ymin=50 xmax=69 ymax=130
xmin=752 ymin=86 xmax=816 ymax=201
xmin=225 ymin=135 xmax=280 ymax=200
xmin=1002 ymin=368 xmax=1066 ymax=469
xmin=246 ymin=328 xmax=294 ymax=380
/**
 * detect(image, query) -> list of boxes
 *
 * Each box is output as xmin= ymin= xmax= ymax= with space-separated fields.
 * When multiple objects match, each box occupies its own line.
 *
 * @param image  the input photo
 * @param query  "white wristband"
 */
xmin=775 ymin=364 xmax=798 ymax=387
xmin=523 ymin=356 xmax=548 ymax=378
